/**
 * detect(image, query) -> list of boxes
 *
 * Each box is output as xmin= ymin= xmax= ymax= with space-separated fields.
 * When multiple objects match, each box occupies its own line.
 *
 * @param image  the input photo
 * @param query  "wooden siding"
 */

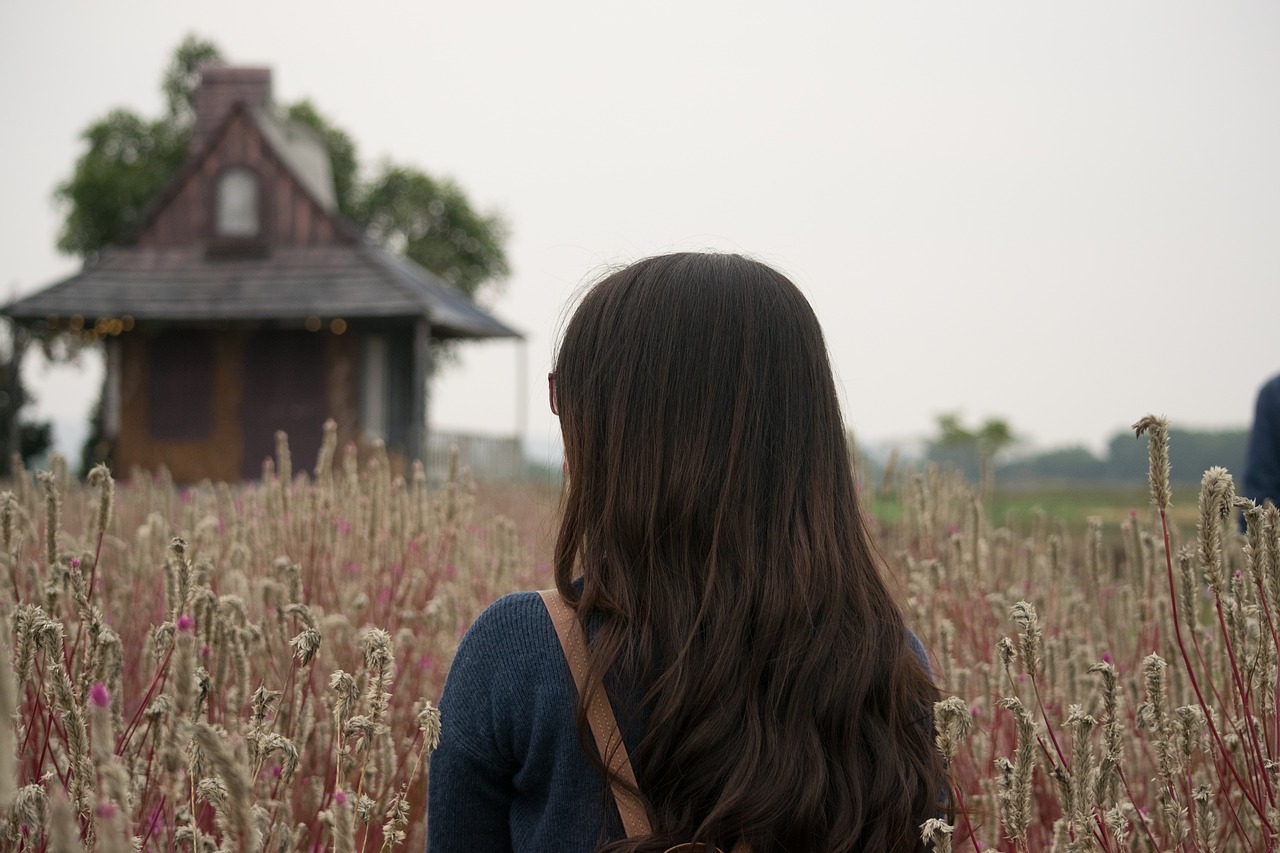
xmin=115 ymin=326 xmax=411 ymax=483
xmin=118 ymin=330 xmax=246 ymax=483
xmin=135 ymin=111 xmax=339 ymax=248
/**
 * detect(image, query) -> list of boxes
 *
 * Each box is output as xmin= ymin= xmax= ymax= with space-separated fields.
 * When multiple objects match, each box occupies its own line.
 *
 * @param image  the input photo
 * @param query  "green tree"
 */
xmin=356 ymin=164 xmax=510 ymax=302
xmin=55 ymin=35 xmax=223 ymax=255
xmin=0 ymin=325 xmax=53 ymax=475
xmin=53 ymin=34 xmax=509 ymax=308
xmin=161 ymin=36 xmax=225 ymax=124
xmin=930 ymin=412 xmax=1017 ymax=497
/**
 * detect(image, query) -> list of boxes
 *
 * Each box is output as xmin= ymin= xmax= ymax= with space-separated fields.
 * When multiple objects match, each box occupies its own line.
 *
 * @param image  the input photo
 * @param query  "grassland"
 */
xmin=2 ymin=421 xmax=1276 ymax=852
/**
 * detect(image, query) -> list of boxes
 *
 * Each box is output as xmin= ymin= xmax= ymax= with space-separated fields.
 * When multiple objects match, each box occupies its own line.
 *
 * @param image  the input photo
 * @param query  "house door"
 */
xmin=240 ymin=331 xmax=327 ymax=480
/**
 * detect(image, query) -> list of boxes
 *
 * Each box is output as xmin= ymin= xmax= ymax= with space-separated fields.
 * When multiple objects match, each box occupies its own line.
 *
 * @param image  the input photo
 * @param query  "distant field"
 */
xmin=866 ymin=482 xmax=1202 ymax=532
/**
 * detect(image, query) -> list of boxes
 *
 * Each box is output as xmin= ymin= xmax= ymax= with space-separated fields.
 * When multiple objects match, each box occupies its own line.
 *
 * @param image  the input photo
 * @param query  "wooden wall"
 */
xmin=117 ymin=329 xmax=247 ymax=483
xmin=116 ymin=326 xmax=375 ymax=483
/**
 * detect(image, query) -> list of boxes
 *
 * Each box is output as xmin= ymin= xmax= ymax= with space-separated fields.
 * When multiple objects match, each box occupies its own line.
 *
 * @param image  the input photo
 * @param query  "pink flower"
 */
xmin=1101 ymin=651 xmax=1114 ymax=664
xmin=177 ymin=614 xmax=195 ymax=633
xmin=89 ymin=682 xmax=110 ymax=708
xmin=69 ymin=557 xmax=80 ymax=569
xmin=333 ymin=789 xmax=348 ymax=806
xmin=270 ymin=765 xmax=282 ymax=779
xmin=96 ymin=802 xmax=117 ymax=820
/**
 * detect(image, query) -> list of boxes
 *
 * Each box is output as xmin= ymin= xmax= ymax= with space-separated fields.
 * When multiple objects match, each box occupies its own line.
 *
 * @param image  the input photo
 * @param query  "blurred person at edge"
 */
xmin=426 ymin=252 xmax=947 ymax=853
xmin=1244 ymin=374 xmax=1280 ymax=513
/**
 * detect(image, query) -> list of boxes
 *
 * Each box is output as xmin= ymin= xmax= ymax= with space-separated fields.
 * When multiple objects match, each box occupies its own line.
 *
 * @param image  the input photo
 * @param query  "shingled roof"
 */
xmin=4 ymin=242 xmax=519 ymax=339
xmin=6 ymin=65 xmax=518 ymax=341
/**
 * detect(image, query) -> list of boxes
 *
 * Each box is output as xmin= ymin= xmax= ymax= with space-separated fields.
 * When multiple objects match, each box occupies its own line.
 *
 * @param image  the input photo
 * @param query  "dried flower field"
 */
xmin=2 ymin=414 xmax=1277 ymax=851
xmin=0 ymin=424 xmax=551 ymax=853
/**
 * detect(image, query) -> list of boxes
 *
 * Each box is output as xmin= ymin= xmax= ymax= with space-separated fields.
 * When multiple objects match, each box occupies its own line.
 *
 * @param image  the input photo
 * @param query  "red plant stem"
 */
xmin=68 ymin=525 xmax=108 ymax=664
xmin=118 ymin=646 xmax=174 ymax=753
xmin=1189 ymin=626 xmax=1242 ymax=751
xmin=1116 ymin=765 xmax=1163 ymax=852
xmin=18 ymin=676 xmax=46 ymax=762
xmin=950 ymin=780 xmax=980 ymax=853
xmin=1211 ymin=596 xmax=1274 ymax=806
xmin=1028 ymin=674 xmax=1068 ymax=768
xmin=24 ymin=661 xmax=72 ymax=788
xmin=1157 ymin=507 xmax=1272 ymax=829
xmin=1249 ymin=575 xmax=1280 ymax=756
xmin=137 ymin=794 xmax=167 ymax=851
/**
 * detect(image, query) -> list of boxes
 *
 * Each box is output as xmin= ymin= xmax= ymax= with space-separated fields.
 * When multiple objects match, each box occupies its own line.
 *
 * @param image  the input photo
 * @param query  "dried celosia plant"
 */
xmin=0 ymin=427 xmax=542 ymax=851
xmin=893 ymin=413 xmax=1280 ymax=851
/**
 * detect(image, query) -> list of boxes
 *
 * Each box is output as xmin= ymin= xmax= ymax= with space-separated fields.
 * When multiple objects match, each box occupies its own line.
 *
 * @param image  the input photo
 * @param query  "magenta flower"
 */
xmin=333 ymin=789 xmax=348 ymax=806
xmin=89 ymin=682 xmax=110 ymax=708
xmin=177 ymin=614 xmax=195 ymax=633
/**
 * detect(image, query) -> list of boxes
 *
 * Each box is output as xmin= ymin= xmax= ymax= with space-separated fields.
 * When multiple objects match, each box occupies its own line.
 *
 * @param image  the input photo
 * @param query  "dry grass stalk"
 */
xmin=0 ymin=435 xmax=541 ymax=851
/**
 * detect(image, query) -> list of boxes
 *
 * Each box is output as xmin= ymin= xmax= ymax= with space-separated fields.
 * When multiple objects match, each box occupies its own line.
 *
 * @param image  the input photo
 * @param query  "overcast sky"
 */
xmin=3 ymin=2 xmax=1278 ymax=466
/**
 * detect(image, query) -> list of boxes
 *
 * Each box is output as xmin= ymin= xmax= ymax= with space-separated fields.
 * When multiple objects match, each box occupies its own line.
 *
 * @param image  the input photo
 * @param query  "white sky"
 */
xmin=2 ymin=1 xmax=1278 ymax=464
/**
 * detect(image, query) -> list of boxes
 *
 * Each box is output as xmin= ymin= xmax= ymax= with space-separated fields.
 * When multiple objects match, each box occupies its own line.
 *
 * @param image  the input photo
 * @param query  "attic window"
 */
xmin=216 ymin=168 xmax=260 ymax=237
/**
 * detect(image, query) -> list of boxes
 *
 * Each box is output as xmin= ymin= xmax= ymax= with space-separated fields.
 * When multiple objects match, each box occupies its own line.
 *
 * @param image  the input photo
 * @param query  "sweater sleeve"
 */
xmin=426 ymin=595 xmax=529 ymax=853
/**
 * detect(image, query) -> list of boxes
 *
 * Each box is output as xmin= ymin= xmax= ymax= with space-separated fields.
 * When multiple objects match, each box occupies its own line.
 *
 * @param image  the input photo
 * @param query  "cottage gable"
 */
xmin=133 ymin=74 xmax=350 ymax=249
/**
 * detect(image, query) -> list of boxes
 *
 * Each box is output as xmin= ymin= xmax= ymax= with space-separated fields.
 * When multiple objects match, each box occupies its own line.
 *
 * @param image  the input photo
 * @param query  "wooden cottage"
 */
xmin=5 ymin=66 xmax=519 ymax=482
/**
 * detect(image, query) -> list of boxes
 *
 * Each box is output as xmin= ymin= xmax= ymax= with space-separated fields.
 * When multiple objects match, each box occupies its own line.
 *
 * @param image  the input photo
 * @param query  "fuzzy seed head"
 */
xmin=1132 ymin=415 xmax=1171 ymax=510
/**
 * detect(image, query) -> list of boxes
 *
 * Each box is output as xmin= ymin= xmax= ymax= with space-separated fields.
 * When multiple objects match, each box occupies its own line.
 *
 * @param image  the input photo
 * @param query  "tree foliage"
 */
xmin=929 ymin=412 xmax=1017 ymax=496
xmin=53 ymin=35 xmax=509 ymax=306
xmin=54 ymin=111 xmax=189 ymax=256
xmin=161 ymin=35 xmax=225 ymax=124
xmin=356 ymin=165 xmax=510 ymax=302
xmin=932 ymin=412 xmax=1017 ymax=461
xmin=55 ymin=36 xmax=223 ymax=256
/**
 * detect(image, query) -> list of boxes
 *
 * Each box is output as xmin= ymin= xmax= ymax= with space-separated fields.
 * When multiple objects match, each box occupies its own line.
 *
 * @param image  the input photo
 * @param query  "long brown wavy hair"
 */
xmin=552 ymin=253 xmax=945 ymax=852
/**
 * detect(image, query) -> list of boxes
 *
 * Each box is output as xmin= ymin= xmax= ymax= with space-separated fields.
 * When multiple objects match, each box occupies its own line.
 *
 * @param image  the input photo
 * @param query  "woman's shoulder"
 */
xmin=450 ymin=590 xmax=558 ymax=675
xmin=465 ymin=588 xmax=549 ymax=634
xmin=438 ymin=590 xmax=569 ymax=755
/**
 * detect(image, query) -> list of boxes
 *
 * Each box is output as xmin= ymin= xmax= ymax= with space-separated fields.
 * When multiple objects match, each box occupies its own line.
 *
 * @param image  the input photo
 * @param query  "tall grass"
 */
xmin=0 ymin=424 xmax=542 ymax=852
xmin=890 ymin=415 xmax=1279 ymax=852
xmin=4 ymin=412 xmax=1278 ymax=852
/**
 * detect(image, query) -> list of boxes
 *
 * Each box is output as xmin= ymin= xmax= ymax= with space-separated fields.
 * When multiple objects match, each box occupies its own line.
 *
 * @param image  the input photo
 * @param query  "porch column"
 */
xmin=409 ymin=318 xmax=432 ymax=463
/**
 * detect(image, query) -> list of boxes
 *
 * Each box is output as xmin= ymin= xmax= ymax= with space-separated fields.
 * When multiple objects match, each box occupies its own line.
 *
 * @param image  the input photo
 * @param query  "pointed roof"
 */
xmin=3 ymin=242 xmax=518 ymax=338
xmin=6 ymin=68 xmax=518 ymax=340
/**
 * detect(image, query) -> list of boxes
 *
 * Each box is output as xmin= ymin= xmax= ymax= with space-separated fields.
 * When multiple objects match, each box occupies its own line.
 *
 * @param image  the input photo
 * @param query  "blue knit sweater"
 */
xmin=425 ymin=591 xmax=930 ymax=853
xmin=1245 ymin=374 xmax=1280 ymax=511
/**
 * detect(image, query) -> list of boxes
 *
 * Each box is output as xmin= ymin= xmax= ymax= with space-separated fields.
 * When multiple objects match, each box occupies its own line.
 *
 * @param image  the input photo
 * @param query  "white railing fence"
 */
xmin=426 ymin=431 xmax=526 ymax=483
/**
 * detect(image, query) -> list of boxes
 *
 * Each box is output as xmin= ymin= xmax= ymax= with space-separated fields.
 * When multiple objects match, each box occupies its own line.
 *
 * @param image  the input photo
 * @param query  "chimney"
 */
xmin=190 ymin=65 xmax=272 ymax=153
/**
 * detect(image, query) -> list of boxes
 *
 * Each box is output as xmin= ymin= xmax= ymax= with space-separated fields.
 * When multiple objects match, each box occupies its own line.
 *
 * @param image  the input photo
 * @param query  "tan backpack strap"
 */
xmin=539 ymin=589 xmax=653 ymax=839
